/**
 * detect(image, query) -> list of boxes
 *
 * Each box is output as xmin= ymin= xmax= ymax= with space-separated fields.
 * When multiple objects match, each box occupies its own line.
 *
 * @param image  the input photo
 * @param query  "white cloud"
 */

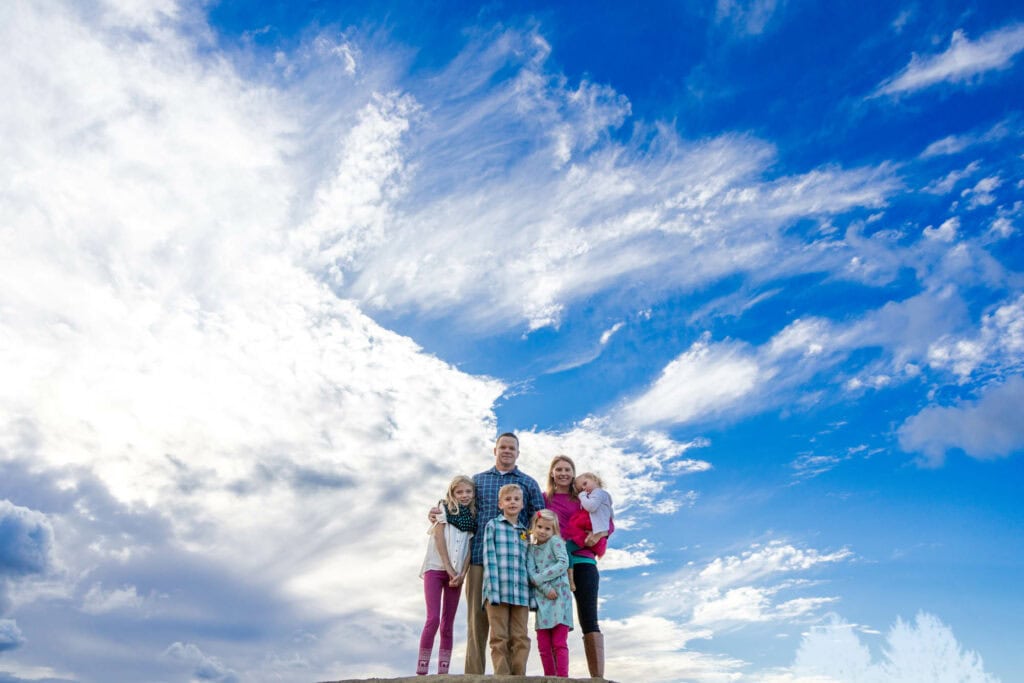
xmin=898 ymin=375 xmax=1024 ymax=466
xmin=876 ymin=24 xmax=1024 ymax=96
xmin=0 ymin=618 xmax=25 ymax=652
xmin=620 ymin=275 xmax=1022 ymax=438
xmin=716 ymin=0 xmax=784 ymax=37
xmin=922 ymin=161 xmax=980 ymax=194
xmin=601 ymin=615 xmax=745 ymax=683
xmin=80 ymin=583 xmax=147 ymax=614
xmin=696 ymin=542 xmax=852 ymax=588
xmin=923 ymin=216 xmax=960 ymax=242
xmin=0 ymin=1 xmax=1017 ymax=681
xmin=789 ymin=453 xmax=848 ymax=481
xmin=621 ymin=336 xmax=763 ymax=427
xmin=920 ymin=116 xmax=1021 ymax=157
xmin=602 ymin=541 xmax=658 ymax=570
xmin=293 ymin=27 xmax=897 ymax=331
xmin=164 ymin=642 xmax=239 ymax=683
xmin=644 ymin=541 xmax=852 ymax=630
xmin=783 ymin=613 xmax=1000 ymax=683
xmin=516 ymin=420 xmax=712 ymax=516
xmin=926 ymin=294 xmax=1024 ymax=379
xmin=543 ymin=320 xmax=627 ymax=373
xmin=0 ymin=501 xmax=53 ymax=579
xmin=962 ymin=175 xmax=1002 ymax=208
xmin=600 ymin=321 xmax=626 ymax=345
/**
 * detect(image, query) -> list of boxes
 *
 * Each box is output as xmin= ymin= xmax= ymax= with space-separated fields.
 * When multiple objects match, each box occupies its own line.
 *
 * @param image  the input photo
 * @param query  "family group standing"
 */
xmin=416 ymin=433 xmax=613 ymax=678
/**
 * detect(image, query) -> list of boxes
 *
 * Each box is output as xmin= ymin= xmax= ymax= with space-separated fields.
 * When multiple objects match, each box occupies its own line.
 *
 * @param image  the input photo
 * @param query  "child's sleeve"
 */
xmin=526 ymin=547 xmax=539 ymax=586
xmin=579 ymin=490 xmax=600 ymax=512
xmin=482 ymin=521 xmax=499 ymax=605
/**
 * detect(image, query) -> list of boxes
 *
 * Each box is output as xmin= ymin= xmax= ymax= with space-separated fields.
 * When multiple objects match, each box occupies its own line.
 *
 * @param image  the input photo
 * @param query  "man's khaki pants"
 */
xmin=485 ymin=602 xmax=530 ymax=675
xmin=464 ymin=564 xmax=488 ymax=674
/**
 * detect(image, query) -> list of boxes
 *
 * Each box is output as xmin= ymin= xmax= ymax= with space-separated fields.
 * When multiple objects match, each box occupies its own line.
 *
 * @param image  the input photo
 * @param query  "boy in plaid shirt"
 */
xmin=481 ymin=483 xmax=532 ymax=675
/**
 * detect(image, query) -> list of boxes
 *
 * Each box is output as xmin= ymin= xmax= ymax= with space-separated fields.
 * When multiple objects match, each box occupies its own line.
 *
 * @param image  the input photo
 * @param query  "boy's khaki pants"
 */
xmin=485 ymin=602 xmax=530 ymax=675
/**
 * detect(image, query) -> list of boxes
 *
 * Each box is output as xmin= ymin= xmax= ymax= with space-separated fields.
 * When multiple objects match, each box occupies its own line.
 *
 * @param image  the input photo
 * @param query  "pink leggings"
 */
xmin=419 ymin=570 xmax=461 ymax=653
xmin=536 ymin=623 xmax=570 ymax=677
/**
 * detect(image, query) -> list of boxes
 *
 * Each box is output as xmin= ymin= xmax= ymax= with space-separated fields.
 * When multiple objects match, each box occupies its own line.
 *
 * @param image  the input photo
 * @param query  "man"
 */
xmin=436 ymin=432 xmax=544 ymax=674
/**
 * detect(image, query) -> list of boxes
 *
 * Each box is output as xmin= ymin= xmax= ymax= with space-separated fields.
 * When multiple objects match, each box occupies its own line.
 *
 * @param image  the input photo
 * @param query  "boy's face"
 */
xmin=498 ymin=490 xmax=523 ymax=518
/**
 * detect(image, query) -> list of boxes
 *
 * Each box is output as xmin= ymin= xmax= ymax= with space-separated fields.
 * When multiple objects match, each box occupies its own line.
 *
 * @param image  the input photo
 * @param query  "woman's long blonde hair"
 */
xmin=444 ymin=475 xmax=476 ymax=515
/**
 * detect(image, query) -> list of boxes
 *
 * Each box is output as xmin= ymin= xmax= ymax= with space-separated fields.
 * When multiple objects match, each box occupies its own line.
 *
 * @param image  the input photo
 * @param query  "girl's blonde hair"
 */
xmin=577 ymin=471 xmax=604 ymax=488
xmin=444 ymin=475 xmax=476 ymax=516
xmin=529 ymin=509 xmax=561 ymax=537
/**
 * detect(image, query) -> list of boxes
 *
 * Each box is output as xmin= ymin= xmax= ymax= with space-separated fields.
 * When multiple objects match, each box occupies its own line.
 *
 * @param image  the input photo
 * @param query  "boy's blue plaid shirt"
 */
xmin=482 ymin=515 xmax=532 ymax=607
xmin=470 ymin=467 xmax=545 ymax=565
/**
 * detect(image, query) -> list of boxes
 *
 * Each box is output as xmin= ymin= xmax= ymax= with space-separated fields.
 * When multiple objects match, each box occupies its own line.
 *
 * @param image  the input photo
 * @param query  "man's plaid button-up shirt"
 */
xmin=470 ymin=466 xmax=545 ymax=565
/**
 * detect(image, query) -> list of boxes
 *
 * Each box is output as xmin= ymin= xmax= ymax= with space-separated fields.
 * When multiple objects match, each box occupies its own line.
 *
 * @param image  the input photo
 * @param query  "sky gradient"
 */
xmin=1 ymin=1 xmax=1022 ymax=681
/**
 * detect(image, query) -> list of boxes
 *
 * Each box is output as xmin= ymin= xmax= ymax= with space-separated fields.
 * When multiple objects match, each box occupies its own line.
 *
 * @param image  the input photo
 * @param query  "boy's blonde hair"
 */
xmin=497 ymin=483 xmax=523 ymax=500
xmin=529 ymin=508 xmax=561 ymax=537
xmin=444 ymin=475 xmax=476 ymax=516
xmin=577 ymin=472 xmax=604 ymax=488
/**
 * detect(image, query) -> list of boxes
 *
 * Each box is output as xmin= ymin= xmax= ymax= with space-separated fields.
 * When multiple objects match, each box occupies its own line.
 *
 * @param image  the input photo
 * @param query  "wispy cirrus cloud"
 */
xmin=641 ymin=540 xmax=853 ymax=635
xmin=278 ymin=23 xmax=900 ymax=332
xmin=920 ymin=115 xmax=1022 ymax=157
xmin=875 ymin=24 xmax=1024 ymax=96
xmin=715 ymin=0 xmax=785 ymax=37
xmin=618 ymin=219 xmax=1022 ymax=439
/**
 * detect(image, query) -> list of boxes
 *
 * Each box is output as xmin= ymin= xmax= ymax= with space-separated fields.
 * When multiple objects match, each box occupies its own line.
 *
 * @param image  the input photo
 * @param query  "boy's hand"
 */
xmin=449 ymin=575 xmax=464 ymax=588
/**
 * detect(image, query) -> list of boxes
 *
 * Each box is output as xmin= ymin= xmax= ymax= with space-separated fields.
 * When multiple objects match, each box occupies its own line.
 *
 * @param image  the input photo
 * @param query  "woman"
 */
xmin=544 ymin=454 xmax=608 ymax=678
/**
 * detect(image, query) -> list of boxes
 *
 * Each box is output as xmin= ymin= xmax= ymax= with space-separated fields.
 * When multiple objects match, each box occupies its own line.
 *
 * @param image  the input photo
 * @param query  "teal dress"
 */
xmin=526 ymin=536 xmax=574 ymax=630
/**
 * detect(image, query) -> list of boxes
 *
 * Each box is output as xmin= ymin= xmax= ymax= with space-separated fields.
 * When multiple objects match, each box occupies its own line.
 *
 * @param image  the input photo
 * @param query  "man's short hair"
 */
xmin=496 ymin=431 xmax=519 ymax=445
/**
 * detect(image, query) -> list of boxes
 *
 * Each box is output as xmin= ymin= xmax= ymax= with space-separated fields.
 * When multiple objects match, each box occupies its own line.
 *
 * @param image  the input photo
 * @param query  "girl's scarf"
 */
xmin=445 ymin=503 xmax=476 ymax=533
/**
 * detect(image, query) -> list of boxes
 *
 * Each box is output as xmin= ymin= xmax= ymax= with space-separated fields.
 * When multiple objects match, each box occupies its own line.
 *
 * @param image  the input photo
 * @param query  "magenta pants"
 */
xmin=419 ymin=570 xmax=462 ymax=652
xmin=536 ymin=623 xmax=570 ymax=677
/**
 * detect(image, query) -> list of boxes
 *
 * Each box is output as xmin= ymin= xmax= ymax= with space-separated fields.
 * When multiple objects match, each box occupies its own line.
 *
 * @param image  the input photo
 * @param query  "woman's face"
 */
xmin=550 ymin=459 xmax=575 ymax=491
xmin=453 ymin=483 xmax=474 ymax=505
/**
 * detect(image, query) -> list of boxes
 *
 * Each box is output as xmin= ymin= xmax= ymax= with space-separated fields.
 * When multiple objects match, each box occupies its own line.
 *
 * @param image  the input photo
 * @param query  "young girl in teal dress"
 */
xmin=526 ymin=509 xmax=574 ymax=677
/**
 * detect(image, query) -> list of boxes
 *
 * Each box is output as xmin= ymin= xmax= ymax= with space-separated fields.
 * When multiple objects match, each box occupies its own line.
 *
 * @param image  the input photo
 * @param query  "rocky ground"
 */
xmin=324 ymin=676 xmax=615 ymax=683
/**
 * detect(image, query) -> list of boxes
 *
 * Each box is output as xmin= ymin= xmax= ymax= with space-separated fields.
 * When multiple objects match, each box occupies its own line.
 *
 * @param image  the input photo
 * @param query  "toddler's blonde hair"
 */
xmin=576 ymin=472 xmax=604 ymax=488
xmin=498 ymin=483 xmax=523 ymax=500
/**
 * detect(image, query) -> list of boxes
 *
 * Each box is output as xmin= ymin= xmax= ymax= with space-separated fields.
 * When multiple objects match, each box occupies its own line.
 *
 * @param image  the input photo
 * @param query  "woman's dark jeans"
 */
xmin=572 ymin=562 xmax=601 ymax=634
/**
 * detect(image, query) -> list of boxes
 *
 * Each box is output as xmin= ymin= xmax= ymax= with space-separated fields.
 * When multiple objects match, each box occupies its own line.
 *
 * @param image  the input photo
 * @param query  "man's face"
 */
xmin=493 ymin=435 xmax=519 ymax=472
xmin=498 ymin=489 xmax=523 ymax=518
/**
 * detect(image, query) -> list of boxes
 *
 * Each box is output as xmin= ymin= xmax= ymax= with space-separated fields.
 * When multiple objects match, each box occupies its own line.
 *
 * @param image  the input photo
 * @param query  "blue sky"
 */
xmin=1 ymin=1 xmax=1022 ymax=681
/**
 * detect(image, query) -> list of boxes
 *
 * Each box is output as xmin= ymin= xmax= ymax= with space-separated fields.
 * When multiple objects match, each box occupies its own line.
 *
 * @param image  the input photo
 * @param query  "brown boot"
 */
xmin=583 ymin=631 xmax=605 ymax=678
